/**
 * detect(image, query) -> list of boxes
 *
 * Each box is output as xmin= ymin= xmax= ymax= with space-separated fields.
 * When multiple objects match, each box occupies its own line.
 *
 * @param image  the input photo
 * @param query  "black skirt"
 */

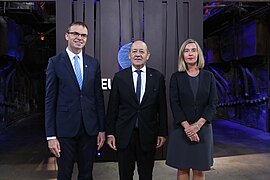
xmin=166 ymin=124 xmax=214 ymax=171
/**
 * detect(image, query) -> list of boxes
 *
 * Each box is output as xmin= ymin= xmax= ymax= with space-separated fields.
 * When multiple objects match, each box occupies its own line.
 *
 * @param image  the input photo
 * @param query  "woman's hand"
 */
xmin=184 ymin=123 xmax=200 ymax=138
xmin=189 ymin=133 xmax=200 ymax=142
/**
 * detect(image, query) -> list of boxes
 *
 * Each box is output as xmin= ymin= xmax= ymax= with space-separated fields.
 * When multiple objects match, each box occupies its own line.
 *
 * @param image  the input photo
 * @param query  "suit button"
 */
xmin=137 ymin=110 xmax=140 ymax=113
xmin=80 ymin=95 xmax=83 ymax=98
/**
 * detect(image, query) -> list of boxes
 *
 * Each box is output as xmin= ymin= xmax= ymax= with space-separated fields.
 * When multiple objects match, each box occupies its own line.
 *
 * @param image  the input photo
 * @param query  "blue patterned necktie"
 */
xmin=73 ymin=55 xmax=83 ymax=89
xmin=135 ymin=69 xmax=142 ymax=128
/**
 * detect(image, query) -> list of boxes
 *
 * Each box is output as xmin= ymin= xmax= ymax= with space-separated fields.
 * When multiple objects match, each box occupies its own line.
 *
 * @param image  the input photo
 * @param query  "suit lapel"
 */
xmin=140 ymin=67 xmax=153 ymax=105
xmin=195 ymin=70 xmax=202 ymax=101
xmin=82 ymin=54 xmax=89 ymax=90
xmin=62 ymin=51 xmax=81 ymax=90
xmin=125 ymin=67 xmax=138 ymax=103
xmin=183 ymin=72 xmax=195 ymax=102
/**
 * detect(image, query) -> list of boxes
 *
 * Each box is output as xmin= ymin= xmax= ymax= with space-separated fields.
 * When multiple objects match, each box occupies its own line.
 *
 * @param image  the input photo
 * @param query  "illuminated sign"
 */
xmin=101 ymin=78 xmax=111 ymax=90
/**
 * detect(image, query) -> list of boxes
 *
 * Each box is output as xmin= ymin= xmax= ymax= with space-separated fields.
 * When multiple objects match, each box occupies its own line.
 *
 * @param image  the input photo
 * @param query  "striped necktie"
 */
xmin=73 ymin=55 xmax=83 ymax=89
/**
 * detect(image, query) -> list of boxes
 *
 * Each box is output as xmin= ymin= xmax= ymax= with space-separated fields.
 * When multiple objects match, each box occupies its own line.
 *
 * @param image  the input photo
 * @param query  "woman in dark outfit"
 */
xmin=166 ymin=39 xmax=218 ymax=180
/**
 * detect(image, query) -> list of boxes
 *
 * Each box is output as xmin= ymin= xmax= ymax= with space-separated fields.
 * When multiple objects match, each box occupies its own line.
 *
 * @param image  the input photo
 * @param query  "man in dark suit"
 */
xmin=45 ymin=21 xmax=105 ymax=180
xmin=106 ymin=40 xmax=168 ymax=180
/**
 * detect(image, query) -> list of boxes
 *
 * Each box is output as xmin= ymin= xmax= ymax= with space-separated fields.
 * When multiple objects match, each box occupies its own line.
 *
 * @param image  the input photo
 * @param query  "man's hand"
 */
xmin=48 ymin=139 xmax=61 ymax=158
xmin=97 ymin=132 xmax=105 ymax=150
xmin=107 ymin=135 xmax=117 ymax=151
xmin=156 ymin=136 xmax=166 ymax=148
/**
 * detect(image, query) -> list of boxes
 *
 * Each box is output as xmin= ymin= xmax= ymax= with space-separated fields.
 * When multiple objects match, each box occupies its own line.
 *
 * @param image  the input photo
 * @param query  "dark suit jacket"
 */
xmin=106 ymin=67 xmax=168 ymax=151
xmin=170 ymin=69 xmax=218 ymax=126
xmin=45 ymin=51 xmax=105 ymax=138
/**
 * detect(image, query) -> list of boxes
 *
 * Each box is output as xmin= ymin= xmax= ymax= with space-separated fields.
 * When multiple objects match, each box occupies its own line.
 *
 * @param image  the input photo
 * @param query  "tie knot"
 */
xmin=135 ymin=69 xmax=142 ymax=75
xmin=74 ymin=55 xmax=79 ymax=61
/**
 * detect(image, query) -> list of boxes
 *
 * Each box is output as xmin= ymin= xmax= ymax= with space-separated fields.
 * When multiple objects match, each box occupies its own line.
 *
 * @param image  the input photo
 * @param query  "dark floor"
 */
xmin=0 ymin=114 xmax=270 ymax=180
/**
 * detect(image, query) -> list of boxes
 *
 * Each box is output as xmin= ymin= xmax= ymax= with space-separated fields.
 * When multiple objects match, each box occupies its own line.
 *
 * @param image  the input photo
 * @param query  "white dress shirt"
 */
xmin=132 ymin=65 xmax=146 ymax=103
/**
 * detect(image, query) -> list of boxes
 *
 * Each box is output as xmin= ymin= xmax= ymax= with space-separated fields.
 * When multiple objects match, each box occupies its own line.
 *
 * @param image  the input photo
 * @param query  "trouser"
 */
xmin=117 ymin=129 xmax=156 ymax=180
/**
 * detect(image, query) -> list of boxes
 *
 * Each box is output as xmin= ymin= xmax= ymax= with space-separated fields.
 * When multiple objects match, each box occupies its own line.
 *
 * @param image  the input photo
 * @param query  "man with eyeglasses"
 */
xmin=45 ymin=21 xmax=105 ymax=180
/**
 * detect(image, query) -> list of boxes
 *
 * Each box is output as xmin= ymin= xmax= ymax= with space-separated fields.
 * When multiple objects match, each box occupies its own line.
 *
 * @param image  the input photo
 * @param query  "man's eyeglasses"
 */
xmin=67 ymin=31 xmax=88 ymax=38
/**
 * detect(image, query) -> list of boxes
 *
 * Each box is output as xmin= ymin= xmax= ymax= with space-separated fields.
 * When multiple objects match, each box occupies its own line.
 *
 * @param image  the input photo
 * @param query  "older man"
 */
xmin=106 ymin=40 xmax=168 ymax=180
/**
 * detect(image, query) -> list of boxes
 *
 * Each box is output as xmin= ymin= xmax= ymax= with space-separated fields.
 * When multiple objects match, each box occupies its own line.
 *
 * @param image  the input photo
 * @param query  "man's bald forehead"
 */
xmin=129 ymin=40 xmax=149 ymax=53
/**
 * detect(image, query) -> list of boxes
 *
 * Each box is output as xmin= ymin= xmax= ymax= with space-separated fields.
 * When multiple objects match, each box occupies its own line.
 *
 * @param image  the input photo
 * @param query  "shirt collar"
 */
xmin=66 ymin=48 xmax=83 ymax=61
xmin=132 ymin=65 xmax=146 ymax=73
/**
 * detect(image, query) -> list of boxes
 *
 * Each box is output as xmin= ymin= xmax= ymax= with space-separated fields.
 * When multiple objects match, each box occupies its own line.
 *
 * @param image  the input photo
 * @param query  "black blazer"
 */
xmin=106 ymin=67 xmax=168 ymax=151
xmin=45 ymin=51 xmax=105 ymax=138
xmin=170 ymin=69 xmax=218 ymax=126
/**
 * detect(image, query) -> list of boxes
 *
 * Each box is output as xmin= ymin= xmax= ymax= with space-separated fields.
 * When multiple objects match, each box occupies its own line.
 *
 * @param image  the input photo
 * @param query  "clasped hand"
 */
xmin=184 ymin=123 xmax=200 ymax=142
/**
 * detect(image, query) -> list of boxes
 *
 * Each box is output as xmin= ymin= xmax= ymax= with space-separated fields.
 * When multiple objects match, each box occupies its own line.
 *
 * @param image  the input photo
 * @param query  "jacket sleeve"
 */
xmin=45 ymin=58 xmax=58 ymax=137
xmin=157 ymin=74 xmax=168 ymax=136
xmin=105 ymin=74 xmax=120 ymax=135
xmin=169 ymin=73 xmax=187 ymax=126
xmin=201 ymin=72 xmax=218 ymax=123
xmin=94 ymin=61 xmax=105 ymax=131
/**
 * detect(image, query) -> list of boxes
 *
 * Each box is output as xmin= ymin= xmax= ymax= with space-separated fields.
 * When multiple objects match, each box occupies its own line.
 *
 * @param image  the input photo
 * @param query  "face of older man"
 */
xmin=129 ymin=41 xmax=150 ymax=69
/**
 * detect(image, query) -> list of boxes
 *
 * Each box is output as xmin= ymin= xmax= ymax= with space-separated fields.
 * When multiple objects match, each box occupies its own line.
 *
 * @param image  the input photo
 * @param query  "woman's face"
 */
xmin=183 ymin=43 xmax=198 ymax=66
